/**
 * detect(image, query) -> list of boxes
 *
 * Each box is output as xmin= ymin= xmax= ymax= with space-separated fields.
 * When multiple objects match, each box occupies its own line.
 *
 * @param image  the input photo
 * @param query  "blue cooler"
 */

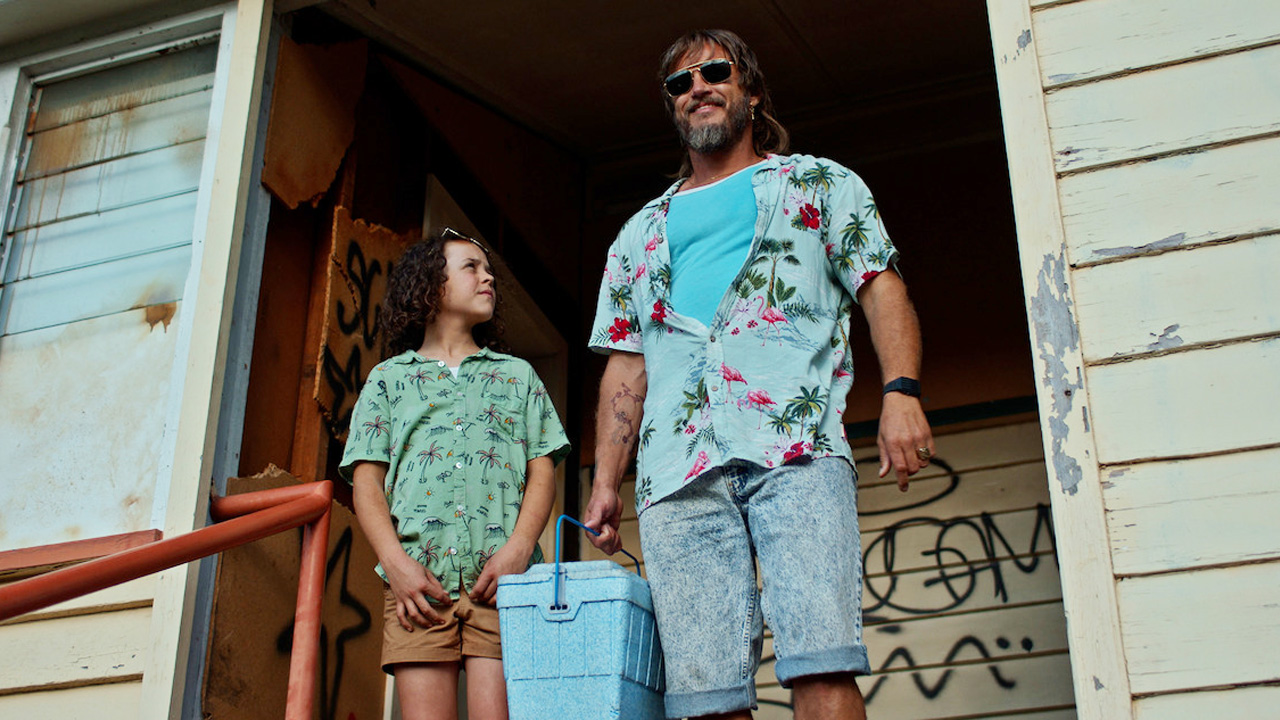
xmin=497 ymin=516 xmax=665 ymax=720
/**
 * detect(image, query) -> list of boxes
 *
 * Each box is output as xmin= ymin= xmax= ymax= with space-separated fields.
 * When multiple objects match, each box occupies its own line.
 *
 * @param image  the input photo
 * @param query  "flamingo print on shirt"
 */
xmin=746 ymin=389 xmax=776 ymax=429
xmin=753 ymin=296 xmax=789 ymax=346
xmin=685 ymin=451 xmax=709 ymax=480
xmin=721 ymin=363 xmax=747 ymax=392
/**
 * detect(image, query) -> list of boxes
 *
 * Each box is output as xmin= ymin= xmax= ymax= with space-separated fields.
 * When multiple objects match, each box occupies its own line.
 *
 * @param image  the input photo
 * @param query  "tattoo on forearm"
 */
xmin=608 ymin=382 xmax=644 ymax=446
xmin=611 ymin=411 xmax=635 ymax=445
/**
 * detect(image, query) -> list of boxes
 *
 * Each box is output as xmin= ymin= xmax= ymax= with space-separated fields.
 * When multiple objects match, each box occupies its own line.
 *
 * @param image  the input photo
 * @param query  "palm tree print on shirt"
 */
xmin=363 ymin=415 xmax=389 ymax=454
xmin=784 ymin=386 xmax=827 ymax=439
xmin=752 ymin=238 xmax=800 ymax=309
xmin=788 ymin=163 xmax=839 ymax=232
xmin=761 ymin=385 xmax=833 ymax=455
xmin=409 ymin=368 xmax=432 ymax=400
xmin=836 ymin=211 xmax=875 ymax=276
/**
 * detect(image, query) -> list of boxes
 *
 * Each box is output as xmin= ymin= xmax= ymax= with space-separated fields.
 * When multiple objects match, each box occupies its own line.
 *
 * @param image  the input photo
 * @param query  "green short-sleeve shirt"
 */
xmin=339 ymin=348 xmax=570 ymax=598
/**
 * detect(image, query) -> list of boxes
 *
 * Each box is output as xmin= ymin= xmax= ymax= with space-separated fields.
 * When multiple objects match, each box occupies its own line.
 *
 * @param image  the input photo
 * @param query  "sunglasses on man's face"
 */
xmin=663 ymin=58 xmax=735 ymax=97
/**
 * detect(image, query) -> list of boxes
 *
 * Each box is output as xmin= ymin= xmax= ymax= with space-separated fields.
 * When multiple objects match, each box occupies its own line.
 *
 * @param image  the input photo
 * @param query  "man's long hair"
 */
xmin=658 ymin=29 xmax=790 ymax=177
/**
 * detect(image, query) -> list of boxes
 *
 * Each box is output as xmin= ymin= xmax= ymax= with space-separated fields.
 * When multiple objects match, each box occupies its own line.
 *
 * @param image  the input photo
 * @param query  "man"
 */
xmin=584 ymin=29 xmax=933 ymax=720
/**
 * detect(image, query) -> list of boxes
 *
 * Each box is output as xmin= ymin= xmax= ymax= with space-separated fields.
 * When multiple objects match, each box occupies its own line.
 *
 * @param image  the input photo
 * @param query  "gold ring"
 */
xmin=916 ymin=447 xmax=932 ymax=462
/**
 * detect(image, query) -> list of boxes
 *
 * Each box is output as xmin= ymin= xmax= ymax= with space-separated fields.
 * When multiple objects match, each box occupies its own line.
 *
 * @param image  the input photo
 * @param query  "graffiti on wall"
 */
xmin=317 ymin=206 xmax=410 ymax=440
xmin=275 ymin=526 xmax=376 ymax=720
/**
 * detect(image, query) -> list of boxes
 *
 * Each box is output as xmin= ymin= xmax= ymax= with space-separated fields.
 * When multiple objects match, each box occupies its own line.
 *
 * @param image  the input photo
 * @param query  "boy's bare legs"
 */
xmin=395 ymin=662 xmax=459 ymax=720
xmin=792 ymin=672 xmax=866 ymax=720
xmin=464 ymin=656 xmax=509 ymax=720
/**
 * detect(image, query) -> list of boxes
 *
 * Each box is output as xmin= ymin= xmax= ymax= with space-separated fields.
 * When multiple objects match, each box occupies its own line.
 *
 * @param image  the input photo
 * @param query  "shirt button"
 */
xmin=709 ymin=335 xmax=716 ymax=342
xmin=455 ymin=462 xmax=463 ymax=469
xmin=456 ymin=425 xmax=463 ymax=431
xmin=712 ymin=385 xmax=720 ymax=391
xmin=438 ymin=360 xmax=446 ymax=367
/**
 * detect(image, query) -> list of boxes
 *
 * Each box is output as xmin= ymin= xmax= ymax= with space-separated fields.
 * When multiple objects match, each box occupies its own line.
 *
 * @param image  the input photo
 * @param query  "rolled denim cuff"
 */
xmin=663 ymin=683 xmax=757 ymax=719
xmin=775 ymin=643 xmax=872 ymax=687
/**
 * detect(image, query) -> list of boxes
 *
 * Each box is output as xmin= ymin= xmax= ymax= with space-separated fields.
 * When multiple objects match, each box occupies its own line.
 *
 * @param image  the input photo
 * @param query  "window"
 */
xmin=0 ymin=40 xmax=219 ymax=551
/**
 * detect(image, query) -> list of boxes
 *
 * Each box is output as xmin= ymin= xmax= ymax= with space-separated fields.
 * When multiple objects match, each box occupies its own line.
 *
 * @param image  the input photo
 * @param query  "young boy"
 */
xmin=341 ymin=228 xmax=569 ymax=720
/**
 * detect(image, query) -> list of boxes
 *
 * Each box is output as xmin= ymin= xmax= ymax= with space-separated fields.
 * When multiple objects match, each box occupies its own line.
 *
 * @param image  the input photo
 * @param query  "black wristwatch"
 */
xmin=882 ymin=377 xmax=921 ymax=398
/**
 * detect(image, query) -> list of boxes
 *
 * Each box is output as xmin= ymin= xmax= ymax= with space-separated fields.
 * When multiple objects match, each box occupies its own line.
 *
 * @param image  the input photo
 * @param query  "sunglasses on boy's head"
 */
xmin=441 ymin=226 xmax=487 ymax=252
xmin=663 ymin=58 xmax=735 ymax=97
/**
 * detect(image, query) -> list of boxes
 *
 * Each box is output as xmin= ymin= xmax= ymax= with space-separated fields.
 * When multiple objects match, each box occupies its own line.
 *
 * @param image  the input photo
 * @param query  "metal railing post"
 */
xmin=286 ymin=501 xmax=332 ymax=720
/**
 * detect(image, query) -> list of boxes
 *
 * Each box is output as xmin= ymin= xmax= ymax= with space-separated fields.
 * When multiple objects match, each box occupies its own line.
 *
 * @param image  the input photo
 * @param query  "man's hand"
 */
xmin=383 ymin=550 xmax=451 ymax=631
xmin=583 ymin=484 xmax=625 ymax=555
xmin=470 ymin=535 xmax=535 ymax=605
xmin=877 ymin=392 xmax=934 ymax=491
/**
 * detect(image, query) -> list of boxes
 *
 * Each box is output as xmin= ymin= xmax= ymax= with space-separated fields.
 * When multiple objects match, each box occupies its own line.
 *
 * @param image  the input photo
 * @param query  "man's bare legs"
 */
xmin=686 ymin=674 xmax=864 ymax=720
xmin=792 ymin=672 xmax=866 ymax=720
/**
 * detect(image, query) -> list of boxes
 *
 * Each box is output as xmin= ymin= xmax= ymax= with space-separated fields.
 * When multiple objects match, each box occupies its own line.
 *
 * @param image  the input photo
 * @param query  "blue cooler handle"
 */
xmin=552 ymin=514 xmax=641 ymax=611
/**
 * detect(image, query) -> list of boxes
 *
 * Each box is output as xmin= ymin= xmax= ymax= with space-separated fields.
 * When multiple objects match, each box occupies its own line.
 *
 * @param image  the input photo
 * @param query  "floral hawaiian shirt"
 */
xmin=339 ymin=348 xmax=569 ymax=598
xmin=590 ymin=153 xmax=898 ymax=513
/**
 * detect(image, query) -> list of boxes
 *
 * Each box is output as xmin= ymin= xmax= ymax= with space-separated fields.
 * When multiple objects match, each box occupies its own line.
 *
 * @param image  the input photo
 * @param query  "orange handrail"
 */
xmin=0 ymin=480 xmax=333 ymax=720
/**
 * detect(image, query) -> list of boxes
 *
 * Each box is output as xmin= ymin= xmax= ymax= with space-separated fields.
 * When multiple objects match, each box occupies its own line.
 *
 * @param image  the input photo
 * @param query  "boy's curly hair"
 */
xmin=380 ymin=231 xmax=506 ymax=358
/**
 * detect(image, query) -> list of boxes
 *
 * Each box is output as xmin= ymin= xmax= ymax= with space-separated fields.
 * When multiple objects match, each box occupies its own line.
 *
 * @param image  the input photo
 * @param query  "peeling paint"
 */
xmin=1094 ymin=232 xmax=1187 ymax=259
xmin=1108 ymin=468 xmax=1129 ymax=478
xmin=1146 ymin=323 xmax=1184 ymax=352
xmin=1094 ymin=676 xmax=1105 ymax=690
xmin=1048 ymin=73 xmax=1078 ymax=84
xmin=1081 ymin=404 xmax=1090 ymax=432
xmin=1030 ymin=251 xmax=1084 ymax=495
xmin=1002 ymin=29 xmax=1033 ymax=65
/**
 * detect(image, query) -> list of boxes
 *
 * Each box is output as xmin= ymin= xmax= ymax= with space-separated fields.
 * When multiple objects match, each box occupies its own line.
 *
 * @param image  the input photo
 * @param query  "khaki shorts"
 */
xmin=381 ymin=586 xmax=502 ymax=673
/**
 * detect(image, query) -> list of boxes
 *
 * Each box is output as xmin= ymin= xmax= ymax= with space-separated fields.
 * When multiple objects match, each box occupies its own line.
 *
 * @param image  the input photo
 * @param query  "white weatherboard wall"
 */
xmin=990 ymin=0 xmax=1280 ymax=717
xmin=0 ymin=23 xmax=219 ymax=717
xmin=581 ymin=420 xmax=1076 ymax=718
xmin=0 ymin=3 xmax=271 ymax=718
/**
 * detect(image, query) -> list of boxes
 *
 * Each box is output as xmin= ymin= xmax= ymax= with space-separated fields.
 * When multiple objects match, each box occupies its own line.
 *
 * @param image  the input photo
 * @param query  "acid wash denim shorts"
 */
xmin=637 ymin=456 xmax=870 ymax=718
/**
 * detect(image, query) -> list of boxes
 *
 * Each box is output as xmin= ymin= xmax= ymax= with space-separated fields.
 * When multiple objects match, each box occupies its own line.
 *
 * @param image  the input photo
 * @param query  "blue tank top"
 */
xmin=666 ymin=165 xmax=759 ymax=326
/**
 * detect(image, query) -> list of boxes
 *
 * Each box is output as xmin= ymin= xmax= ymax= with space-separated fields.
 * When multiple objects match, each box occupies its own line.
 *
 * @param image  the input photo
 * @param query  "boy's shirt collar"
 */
xmin=387 ymin=346 xmax=506 ymax=365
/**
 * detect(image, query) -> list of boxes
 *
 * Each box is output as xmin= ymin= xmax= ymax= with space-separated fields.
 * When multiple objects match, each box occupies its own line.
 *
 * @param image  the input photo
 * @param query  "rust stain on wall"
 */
xmin=145 ymin=302 xmax=177 ymax=331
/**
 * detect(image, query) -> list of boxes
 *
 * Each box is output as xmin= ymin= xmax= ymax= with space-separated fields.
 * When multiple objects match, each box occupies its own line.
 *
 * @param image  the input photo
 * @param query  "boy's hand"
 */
xmin=384 ymin=552 xmax=450 ymax=631
xmin=470 ymin=535 xmax=535 ymax=605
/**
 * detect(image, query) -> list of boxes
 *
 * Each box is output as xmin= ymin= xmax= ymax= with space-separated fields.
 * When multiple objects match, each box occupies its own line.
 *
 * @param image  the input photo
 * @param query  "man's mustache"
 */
xmin=687 ymin=98 xmax=726 ymax=115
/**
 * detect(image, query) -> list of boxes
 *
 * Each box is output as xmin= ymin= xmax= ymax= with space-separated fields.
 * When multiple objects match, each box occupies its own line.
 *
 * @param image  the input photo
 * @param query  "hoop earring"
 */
xmin=750 ymin=104 xmax=757 ymax=121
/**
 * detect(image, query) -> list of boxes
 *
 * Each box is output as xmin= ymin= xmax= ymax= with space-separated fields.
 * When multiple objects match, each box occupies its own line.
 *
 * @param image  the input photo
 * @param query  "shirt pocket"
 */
xmin=473 ymin=383 xmax=528 ymax=454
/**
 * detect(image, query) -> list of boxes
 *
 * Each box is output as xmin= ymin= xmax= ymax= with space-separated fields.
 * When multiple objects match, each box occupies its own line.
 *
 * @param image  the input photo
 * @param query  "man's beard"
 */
xmin=676 ymin=95 xmax=752 ymax=153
